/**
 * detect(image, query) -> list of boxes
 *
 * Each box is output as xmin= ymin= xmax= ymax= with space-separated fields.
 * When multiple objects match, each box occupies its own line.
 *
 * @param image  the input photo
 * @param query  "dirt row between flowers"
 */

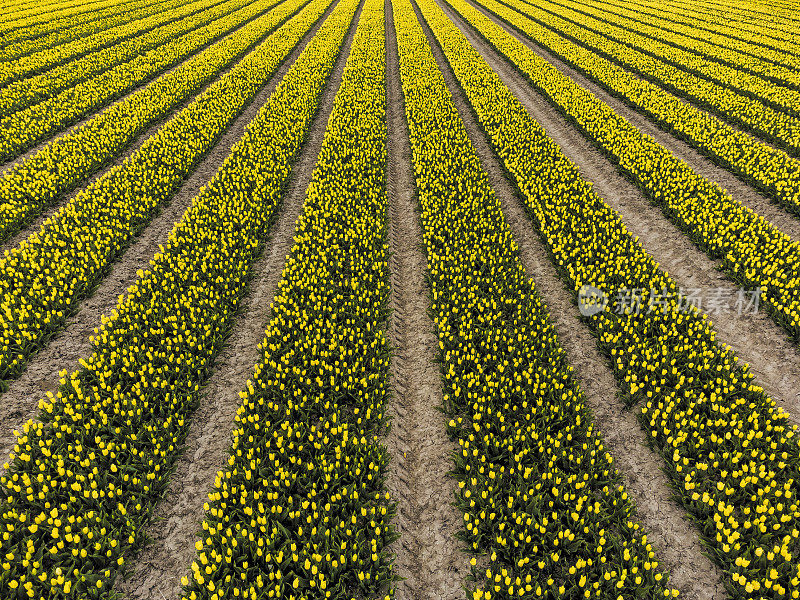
xmin=383 ymin=0 xmax=471 ymax=596
xmin=446 ymin=0 xmax=800 ymax=427
xmin=0 ymin=0 xmax=339 ymax=468
xmin=423 ymin=0 xmax=734 ymax=597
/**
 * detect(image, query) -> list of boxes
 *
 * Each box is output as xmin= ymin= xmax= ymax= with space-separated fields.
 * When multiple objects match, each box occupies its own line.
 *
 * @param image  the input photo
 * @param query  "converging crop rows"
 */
xmin=0 ymin=0 xmax=798 ymax=598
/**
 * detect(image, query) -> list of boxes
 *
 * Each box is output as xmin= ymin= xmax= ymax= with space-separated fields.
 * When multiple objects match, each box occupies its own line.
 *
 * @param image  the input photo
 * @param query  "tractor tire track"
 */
xmin=384 ymin=0 xmax=470 ymax=597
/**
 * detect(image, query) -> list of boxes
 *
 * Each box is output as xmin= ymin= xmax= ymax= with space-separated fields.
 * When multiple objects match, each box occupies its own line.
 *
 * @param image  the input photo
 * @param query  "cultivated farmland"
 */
xmin=0 ymin=0 xmax=799 ymax=598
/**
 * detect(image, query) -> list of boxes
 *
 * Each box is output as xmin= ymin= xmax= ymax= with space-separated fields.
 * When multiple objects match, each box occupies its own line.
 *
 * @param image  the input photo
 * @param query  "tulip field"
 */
xmin=0 ymin=0 xmax=799 ymax=597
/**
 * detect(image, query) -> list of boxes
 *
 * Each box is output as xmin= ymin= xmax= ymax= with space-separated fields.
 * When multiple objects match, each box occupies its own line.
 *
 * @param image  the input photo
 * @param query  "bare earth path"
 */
xmin=383 ymin=0 xmax=470 ymax=596
xmin=0 ymin=1 xmax=335 ymax=465
xmin=113 ymin=0 xmax=363 ymax=597
xmin=420 ymin=0 xmax=730 ymax=597
xmin=440 ymin=0 xmax=800 ymax=427
xmin=462 ymin=0 xmax=800 ymax=243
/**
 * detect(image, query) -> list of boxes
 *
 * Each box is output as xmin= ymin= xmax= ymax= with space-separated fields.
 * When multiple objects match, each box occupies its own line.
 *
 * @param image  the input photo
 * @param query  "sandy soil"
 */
xmin=462 ymin=0 xmax=800 ymax=243
xmin=0 ymin=0 xmax=281 ymax=247
xmin=0 ymin=10 xmax=319 ymax=464
xmin=424 ymin=2 xmax=730 ymax=598
xmin=444 ymin=0 xmax=800 ymax=427
xmin=383 ymin=2 xmax=471 ymax=597
xmin=112 ymin=1 xmax=361 ymax=597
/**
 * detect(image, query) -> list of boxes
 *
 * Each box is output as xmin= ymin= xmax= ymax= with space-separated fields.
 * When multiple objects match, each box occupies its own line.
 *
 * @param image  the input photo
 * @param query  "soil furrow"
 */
xmin=112 ymin=0 xmax=360 ymax=596
xmin=384 ymin=0 xmax=470 ymax=597
xmin=418 ymin=1 xmax=737 ymax=597
xmin=464 ymin=0 xmax=800 ymax=242
xmin=0 ymin=2 xmax=331 ymax=465
xmin=440 ymin=0 xmax=800 ymax=426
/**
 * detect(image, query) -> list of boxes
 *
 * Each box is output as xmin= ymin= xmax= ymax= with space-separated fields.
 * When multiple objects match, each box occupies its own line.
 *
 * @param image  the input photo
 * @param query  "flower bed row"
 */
xmin=566 ymin=0 xmax=800 ymax=81
xmin=655 ymin=0 xmax=800 ymax=48
xmin=457 ymin=0 xmax=800 ymax=219
xmin=0 ymin=0 xmax=193 ymax=64
xmin=0 ymin=0 xmax=355 ymax=596
xmin=495 ymin=0 xmax=800 ymax=155
xmin=0 ymin=0 xmax=217 ymax=87
xmin=533 ymin=0 xmax=800 ymax=116
xmin=0 ymin=0 xmax=248 ymax=118
xmin=180 ymin=2 xmax=398 ymax=598
xmin=0 ymin=0 xmax=323 ymax=388
xmin=395 ymin=0 xmax=676 ymax=597
xmin=431 ymin=0 xmax=800 ymax=595
xmin=0 ymin=0 xmax=280 ymax=159
xmin=459 ymin=0 xmax=800 ymax=342
xmin=0 ymin=0 xmax=131 ymax=36
xmin=686 ymin=0 xmax=800 ymax=39
xmin=0 ymin=0 xmax=300 ymax=241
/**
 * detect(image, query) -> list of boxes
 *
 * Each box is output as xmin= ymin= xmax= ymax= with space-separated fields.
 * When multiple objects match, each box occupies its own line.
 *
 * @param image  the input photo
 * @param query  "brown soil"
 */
xmin=425 ymin=2 xmax=730 ymax=598
xmin=463 ymin=0 xmax=800 ymax=243
xmin=112 ymin=1 xmax=361 ymax=597
xmin=445 ymin=0 xmax=800 ymax=426
xmin=0 ymin=8 xmax=322 ymax=465
xmin=383 ymin=1 xmax=471 ymax=597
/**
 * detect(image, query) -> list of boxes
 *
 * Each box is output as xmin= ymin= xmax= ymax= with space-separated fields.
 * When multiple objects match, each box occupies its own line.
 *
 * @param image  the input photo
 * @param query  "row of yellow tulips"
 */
xmin=0 ymin=0 xmax=216 ymax=87
xmin=0 ymin=0 xmax=132 ymax=33
xmin=434 ymin=0 xmax=800 ymax=595
xmin=532 ymin=0 xmax=800 ymax=116
xmin=0 ymin=0 xmax=193 ymax=64
xmin=0 ymin=0 xmax=322 ymax=388
xmin=0 ymin=0 xmax=296 ymax=240
xmin=626 ymin=0 xmax=796 ymax=48
xmin=660 ymin=0 xmax=798 ymax=44
xmin=0 ymin=0 xmax=247 ymax=118
xmin=397 ymin=0 xmax=676 ymax=597
xmin=182 ymin=2 xmax=398 ymax=597
xmin=686 ymin=0 xmax=800 ymax=33
xmin=457 ymin=0 xmax=800 ymax=219
xmin=464 ymin=0 xmax=800 ymax=341
xmin=573 ymin=0 xmax=800 ymax=76
xmin=0 ymin=0 xmax=351 ymax=594
xmin=0 ymin=0 xmax=80 ymax=18
xmin=497 ymin=0 xmax=800 ymax=154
